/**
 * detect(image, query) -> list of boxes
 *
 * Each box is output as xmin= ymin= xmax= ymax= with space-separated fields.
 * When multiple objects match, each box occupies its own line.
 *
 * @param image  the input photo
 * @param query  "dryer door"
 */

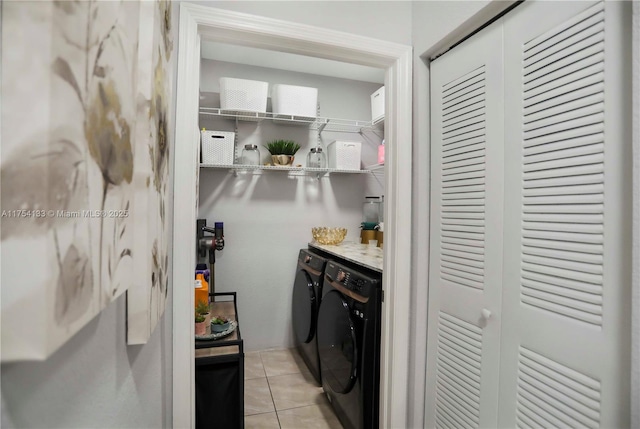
xmin=317 ymin=290 xmax=358 ymax=394
xmin=292 ymin=269 xmax=317 ymax=344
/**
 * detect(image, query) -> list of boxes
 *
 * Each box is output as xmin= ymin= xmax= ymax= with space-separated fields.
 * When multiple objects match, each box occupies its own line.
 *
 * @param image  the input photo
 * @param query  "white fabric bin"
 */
xmin=327 ymin=141 xmax=362 ymax=171
xmin=219 ymin=77 xmax=268 ymax=113
xmin=271 ymin=84 xmax=318 ymax=118
xmin=201 ymin=130 xmax=235 ymax=165
xmin=371 ymin=86 xmax=385 ymax=123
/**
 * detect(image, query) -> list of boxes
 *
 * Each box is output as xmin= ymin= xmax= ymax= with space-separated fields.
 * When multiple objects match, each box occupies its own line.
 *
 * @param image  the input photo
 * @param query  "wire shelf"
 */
xmin=200 ymin=163 xmax=371 ymax=177
xmin=199 ymin=107 xmax=372 ymax=133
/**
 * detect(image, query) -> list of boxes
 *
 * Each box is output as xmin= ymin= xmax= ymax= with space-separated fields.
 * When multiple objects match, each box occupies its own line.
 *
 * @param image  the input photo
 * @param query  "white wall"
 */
xmin=0 ymin=3 xmax=178 ymax=427
xmin=198 ymin=60 xmax=382 ymax=352
xmin=1 ymin=297 xmax=171 ymax=428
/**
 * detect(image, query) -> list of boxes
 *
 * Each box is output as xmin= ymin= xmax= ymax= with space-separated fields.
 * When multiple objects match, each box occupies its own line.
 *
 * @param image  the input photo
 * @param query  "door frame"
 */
xmin=173 ymin=3 xmax=413 ymax=427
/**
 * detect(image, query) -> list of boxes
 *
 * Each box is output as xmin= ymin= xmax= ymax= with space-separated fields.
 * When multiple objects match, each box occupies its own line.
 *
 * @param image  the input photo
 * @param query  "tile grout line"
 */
xmin=260 ymin=351 xmax=283 ymax=429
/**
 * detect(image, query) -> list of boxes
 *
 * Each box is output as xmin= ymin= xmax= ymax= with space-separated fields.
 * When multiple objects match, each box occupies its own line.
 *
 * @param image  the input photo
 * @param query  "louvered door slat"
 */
xmin=523 ymin=173 xmax=604 ymax=190
xmin=435 ymin=312 xmax=483 ymax=427
xmin=521 ymin=246 xmax=603 ymax=264
xmin=525 ymin=143 xmax=604 ymax=164
xmin=442 ymin=255 xmax=485 ymax=272
xmin=444 ymin=142 xmax=485 ymax=159
xmin=524 ymin=30 xmax=604 ymax=78
xmin=521 ymin=279 xmax=603 ymax=304
xmin=524 ymin=41 xmax=605 ymax=86
xmin=522 ymin=213 xmax=603 ymax=224
xmin=523 ymin=113 xmax=604 ymax=141
xmin=523 ymin=2 xmax=604 ymax=56
xmin=443 ymin=109 xmax=485 ymax=130
xmin=523 ymin=103 xmax=604 ymax=134
xmin=523 ymin=132 xmax=603 ymax=156
xmin=523 ymin=13 xmax=604 ymax=65
xmin=524 ymin=55 xmax=604 ymax=105
xmin=442 ymin=243 xmax=485 ymax=256
xmin=442 ymin=134 xmax=485 ymax=151
xmin=525 ymin=74 xmax=604 ymax=111
xmin=516 ymin=347 xmax=601 ymax=427
xmin=443 ymin=148 xmax=485 ymax=164
xmin=523 ymin=122 xmax=604 ymax=149
xmin=524 ymin=91 xmax=604 ymax=125
xmin=442 ymin=248 xmax=485 ymax=262
xmin=521 ymin=269 xmax=602 ymax=295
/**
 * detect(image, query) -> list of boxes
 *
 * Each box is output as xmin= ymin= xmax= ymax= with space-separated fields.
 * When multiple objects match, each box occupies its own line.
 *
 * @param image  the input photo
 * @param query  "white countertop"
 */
xmin=308 ymin=241 xmax=383 ymax=273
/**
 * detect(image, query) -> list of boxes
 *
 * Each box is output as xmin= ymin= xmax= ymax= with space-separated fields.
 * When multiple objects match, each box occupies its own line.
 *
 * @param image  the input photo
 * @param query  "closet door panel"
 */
xmin=426 ymin=20 xmax=504 ymax=428
xmin=499 ymin=1 xmax=631 ymax=427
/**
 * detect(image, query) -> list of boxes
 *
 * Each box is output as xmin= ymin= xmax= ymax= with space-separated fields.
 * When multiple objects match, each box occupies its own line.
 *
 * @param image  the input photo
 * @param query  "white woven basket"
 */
xmin=327 ymin=141 xmax=362 ymax=170
xmin=219 ymin=77 xmax=268 ymax=113
xmin=201 ymin=130 xmax=235 ymax=165
xmin=271 ymin=84 xmax=318 ymax=118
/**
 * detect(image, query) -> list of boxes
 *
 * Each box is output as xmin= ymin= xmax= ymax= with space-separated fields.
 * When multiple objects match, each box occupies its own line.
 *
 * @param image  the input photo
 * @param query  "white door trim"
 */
xmin=173 ymin=3 xmax=413 ymax=427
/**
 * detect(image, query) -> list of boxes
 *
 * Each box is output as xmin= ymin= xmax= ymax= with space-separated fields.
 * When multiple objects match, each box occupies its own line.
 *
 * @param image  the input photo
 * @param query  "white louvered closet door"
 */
xmin=425 ymin=20 xmax=504 ymax=429
xmin=499 ymin=1 xmax=632 ymax=427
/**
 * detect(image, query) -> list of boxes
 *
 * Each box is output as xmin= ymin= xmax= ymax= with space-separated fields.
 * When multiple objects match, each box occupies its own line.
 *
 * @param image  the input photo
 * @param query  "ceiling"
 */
xmin=200 ymin=41 xmax=385 ymax=84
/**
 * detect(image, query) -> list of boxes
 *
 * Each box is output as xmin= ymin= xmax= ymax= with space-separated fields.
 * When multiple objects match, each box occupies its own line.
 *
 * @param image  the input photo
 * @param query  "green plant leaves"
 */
xmin=264 ymin=140 xmax=301 ymax=156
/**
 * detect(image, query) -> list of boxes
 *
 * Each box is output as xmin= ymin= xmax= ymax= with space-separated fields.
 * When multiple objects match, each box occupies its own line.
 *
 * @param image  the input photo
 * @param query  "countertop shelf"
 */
xmin=309 ymin=241 xmax=383 ymax=273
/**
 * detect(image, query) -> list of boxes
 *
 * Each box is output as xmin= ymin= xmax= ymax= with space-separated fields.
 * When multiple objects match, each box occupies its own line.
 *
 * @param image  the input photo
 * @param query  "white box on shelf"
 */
xmin=371 ymin=86 xmax=385 ymax=123
xmin=201 ymin=130 xmax=235 ymax=165
xmin=219 ymin=77 xmax=268 ymax=113
xmin=271 ymin=84 xmax=318 ymax=118
xmin=327 ymin=141 xmax=362 ymax=170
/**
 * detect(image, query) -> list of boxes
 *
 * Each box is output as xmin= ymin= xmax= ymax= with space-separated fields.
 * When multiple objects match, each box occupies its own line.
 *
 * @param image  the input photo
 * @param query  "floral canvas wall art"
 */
xmin=1 ymin=1 xmax=140 ymax=361
xmin=127 ymin=0 xmax=174 ymax=345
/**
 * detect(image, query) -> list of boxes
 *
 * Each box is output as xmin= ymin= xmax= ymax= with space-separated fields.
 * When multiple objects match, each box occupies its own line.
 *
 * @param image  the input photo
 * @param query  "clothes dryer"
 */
xmin=317 ymin=260 xmax=382 ymax=429
xmin=291 ymin=249 xmax=328 ymax=384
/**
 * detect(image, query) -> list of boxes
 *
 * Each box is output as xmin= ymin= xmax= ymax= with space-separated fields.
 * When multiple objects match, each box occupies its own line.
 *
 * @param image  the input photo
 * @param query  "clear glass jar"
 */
xmin=363 ymin=196 xmax=380 ymax=223
xmin=241 ymin=144 xmax=260 ymax=165
xmin=306 ymin=147 xmax=326 ymax=169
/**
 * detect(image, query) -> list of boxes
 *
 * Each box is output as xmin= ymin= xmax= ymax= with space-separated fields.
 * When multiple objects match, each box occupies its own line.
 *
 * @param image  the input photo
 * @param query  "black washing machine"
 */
xmin=317 ymin=260 xmax=382 ymax=429
xmin=292 ymin=249 xmax=329 ymax=384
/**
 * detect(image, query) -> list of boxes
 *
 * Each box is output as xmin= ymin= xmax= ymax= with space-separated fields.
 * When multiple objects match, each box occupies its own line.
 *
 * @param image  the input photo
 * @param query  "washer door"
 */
xmin=292 ymin=269 xmax=317 ymax=344
xmin=317 ymin=290 xmax=358 ymax=394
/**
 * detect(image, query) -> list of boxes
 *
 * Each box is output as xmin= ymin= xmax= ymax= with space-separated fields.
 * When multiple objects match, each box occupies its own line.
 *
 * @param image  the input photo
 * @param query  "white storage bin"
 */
xmin=327 ymin=141 xmax=362 ymax=171
xmin=219 ymin=77 xmax=268 ymax=113
xmin=371 ymin=86 xmax=385 ymax=123
xmin=271 ymin=84 xmax=318 ymax=118
xmin=201 ymin=130 xmax=235 ymax=165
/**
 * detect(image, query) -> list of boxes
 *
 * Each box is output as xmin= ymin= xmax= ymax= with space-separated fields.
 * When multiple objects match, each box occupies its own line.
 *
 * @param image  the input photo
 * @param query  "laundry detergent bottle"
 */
xmin=194 ymin=265 xmax=209 ymax=310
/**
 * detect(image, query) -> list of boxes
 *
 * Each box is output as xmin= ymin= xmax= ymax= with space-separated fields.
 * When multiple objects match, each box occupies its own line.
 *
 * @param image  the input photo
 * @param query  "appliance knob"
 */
xmin=304 ymin=255 xmax=311 ymax=263
xmin=336 ymin=271 xmax=346 ymax=282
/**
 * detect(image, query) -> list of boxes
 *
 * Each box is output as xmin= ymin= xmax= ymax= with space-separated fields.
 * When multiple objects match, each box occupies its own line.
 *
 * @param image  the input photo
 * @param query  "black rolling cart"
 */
xmin=195 ymin=292 xmax=244 ymax=429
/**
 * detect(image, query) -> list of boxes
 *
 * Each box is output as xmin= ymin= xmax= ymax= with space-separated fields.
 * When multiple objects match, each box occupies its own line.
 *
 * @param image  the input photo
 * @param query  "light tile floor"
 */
xmin=244 ymin=348 xmax=343 ymax=429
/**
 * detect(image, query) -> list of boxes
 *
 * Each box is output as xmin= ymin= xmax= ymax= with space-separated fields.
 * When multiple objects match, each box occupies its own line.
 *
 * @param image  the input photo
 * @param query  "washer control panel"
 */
xmin=325 ymin=261 xmax=380 ymax=299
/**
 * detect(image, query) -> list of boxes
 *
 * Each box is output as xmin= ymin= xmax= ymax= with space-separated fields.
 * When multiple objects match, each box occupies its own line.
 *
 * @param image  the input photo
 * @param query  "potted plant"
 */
xmin=195 ymin=299 xmax=209 ymax=316
xmin=211 ymin=315 xmax=231 ymax=333
xmin=195 ymin=313 xmax=207 ymax=336
xmin=264 ymin=139 xmax=301 ymax=166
